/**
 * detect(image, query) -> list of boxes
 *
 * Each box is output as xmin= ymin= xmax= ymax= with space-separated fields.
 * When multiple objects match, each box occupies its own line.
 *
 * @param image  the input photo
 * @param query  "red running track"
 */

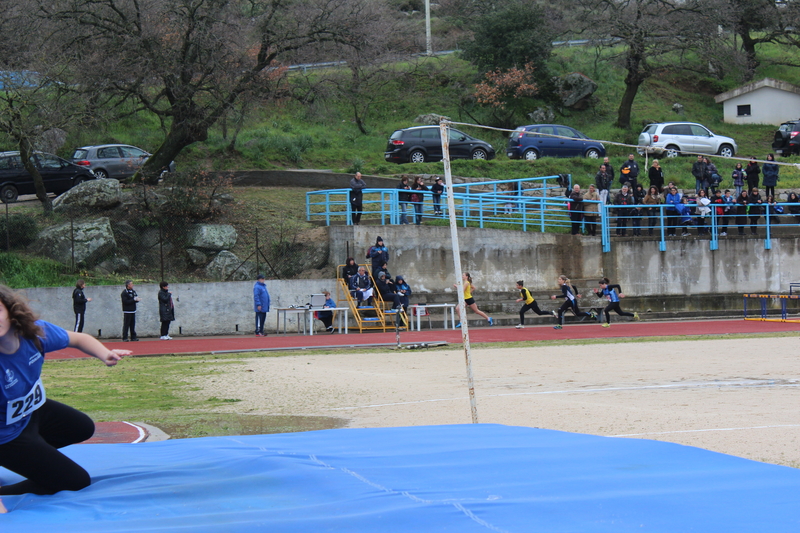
xmin=49 ymin=318 xmax=799 ymax=360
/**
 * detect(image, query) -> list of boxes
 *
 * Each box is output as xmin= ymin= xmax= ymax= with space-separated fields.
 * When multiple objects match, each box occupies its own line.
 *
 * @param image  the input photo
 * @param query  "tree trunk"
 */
xmin=138 ymin=118 xmax=211 ymax=184
xmin=18 ymin=137 xmax=52 ymax=213
xmin=616 ymin=50 xmax=647 ymax=130
xmin=738 ymin=31 xmax=759 ymax=83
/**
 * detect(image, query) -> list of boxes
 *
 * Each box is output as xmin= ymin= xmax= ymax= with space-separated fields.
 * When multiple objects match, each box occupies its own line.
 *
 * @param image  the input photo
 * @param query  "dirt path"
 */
xmin=193 ymin=336 xmax=800 ymax=467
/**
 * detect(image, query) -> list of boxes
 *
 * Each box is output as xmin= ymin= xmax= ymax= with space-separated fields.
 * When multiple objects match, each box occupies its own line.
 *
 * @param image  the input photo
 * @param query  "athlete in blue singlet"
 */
xmin=0 ymin=285 xmax=130 ymax=498
xmin=595 ymin=277 xmax=640 ymax=327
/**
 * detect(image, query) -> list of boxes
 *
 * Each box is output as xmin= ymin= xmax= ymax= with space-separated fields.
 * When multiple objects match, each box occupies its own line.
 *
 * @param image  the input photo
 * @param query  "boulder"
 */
xmin=204 ymin=251 xmax=253 ymax=281
xmin=53 ymin=179 xmax=122 ymax=212
xmin=188 ymin=224 xmax=238 ymax=251
xmin=95 ymin=256 xmax=131 ymax=275
xmin=186 ymin=248 xmax=210 ymax=266
xmin=554 ymin=72 xmax=598 ymax=108
xmin=31 ymin=217 xmax=116 ymax=267
xmin=413 ymin=113 xmax=451 ymax=125
xmin=527 ymin=107 xmax=555 ymax=123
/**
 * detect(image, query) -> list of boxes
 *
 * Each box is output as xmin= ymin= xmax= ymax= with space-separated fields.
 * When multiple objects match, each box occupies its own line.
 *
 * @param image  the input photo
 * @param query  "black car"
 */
xmin=0 ymin=151 xmax=95 ymax=203
xmin=384 ymin=126 xmax=495 ymax=164
xmin=772 ymin=120 xmax=800 ymax=156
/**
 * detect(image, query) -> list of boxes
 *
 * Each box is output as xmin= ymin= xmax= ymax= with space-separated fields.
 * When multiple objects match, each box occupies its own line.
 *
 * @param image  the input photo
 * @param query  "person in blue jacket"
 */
xmin=0 ymin=285 xmax=129 ymax=497
xmin=366 ymin=236 xmax=389 ymax=278
xmin=315 ymin=290 xmax=337 ymax=333
xmin=594 ymin=278 xmax=639 ymax=327
xmin=394 ymin=275 xmax=412 ymax=311
xmin=253 ymin=274 xmax=270 ymax=336
xmin=762 ymin=153 xmax=779 ymax=200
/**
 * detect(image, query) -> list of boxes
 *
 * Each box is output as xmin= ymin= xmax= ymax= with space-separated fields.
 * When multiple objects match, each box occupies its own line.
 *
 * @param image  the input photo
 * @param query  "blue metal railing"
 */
xmin=306 ymin=180 xmax=799 ymax=253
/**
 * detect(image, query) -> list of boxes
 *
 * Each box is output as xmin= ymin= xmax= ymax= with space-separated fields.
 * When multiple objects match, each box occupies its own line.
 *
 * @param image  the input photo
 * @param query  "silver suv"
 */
xmin=71 ymin=144 xmax=176 ymax=179
xmin=637 ymin=122 xmax=737 ymax=158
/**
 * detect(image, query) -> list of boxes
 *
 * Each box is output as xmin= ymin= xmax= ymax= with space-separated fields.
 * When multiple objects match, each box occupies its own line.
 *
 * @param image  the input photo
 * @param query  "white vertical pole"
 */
xmin=425 ymin=0 xmax=432 ymax=56
xmin=439 ymin=120 xmax=479 ymax=424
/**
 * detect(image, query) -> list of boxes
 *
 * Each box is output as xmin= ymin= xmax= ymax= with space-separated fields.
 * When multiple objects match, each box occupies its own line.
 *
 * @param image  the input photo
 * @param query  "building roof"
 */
xmin=715 ymin=78 xmax=800 ymax=103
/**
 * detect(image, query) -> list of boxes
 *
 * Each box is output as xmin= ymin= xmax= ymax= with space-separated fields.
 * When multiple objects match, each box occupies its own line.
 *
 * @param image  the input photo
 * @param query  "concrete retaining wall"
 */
xmin=22 ymin=279 xmax=339 ymax=339
xmin=19 ymin=226 xmax=799 ymax=339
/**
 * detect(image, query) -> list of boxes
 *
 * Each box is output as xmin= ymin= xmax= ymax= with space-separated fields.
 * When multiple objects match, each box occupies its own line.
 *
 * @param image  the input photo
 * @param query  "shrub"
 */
xmin=0 ymin=214 xmax=38 ymax=250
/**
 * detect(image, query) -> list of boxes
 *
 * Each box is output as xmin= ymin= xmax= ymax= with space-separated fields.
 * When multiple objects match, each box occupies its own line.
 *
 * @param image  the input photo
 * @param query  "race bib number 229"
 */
xmin=6 ymin=379 xmax=46 ymax=425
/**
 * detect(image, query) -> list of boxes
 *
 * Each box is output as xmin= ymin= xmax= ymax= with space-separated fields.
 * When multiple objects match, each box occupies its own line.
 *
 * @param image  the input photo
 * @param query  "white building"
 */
xmin=714 ymin=78 xmax=800 ymax=125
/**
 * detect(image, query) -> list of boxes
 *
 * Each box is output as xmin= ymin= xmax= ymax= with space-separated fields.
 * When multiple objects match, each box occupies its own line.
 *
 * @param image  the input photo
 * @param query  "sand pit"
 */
xmin=193 ymin=335 xmax=800 ymax=467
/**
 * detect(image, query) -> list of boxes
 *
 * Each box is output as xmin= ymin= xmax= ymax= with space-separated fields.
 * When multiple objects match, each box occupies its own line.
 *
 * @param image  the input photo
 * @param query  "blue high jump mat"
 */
xmin=1 ymin=424 xmax=799 ymax=532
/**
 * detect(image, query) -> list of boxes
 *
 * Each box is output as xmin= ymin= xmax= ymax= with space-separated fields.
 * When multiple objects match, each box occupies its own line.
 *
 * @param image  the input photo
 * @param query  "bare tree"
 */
xmin=42 ymin=0 xmax=393 ymax=183
xmin=570 ymin=0 xmax=708 ymax=130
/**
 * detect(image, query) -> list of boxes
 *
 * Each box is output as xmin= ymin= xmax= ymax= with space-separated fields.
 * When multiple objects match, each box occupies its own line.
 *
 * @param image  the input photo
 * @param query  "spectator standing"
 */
xmin=121 ymin=280 xmax=141 ymax=342
xmin=594 ymin=163 xmax=611 ymax=205
xmin=632 ymin=184 xmax=646 ymax=236
xmin=745 ymin=157 xmax=761 ymax=192
xmin=731 ymin=162 xmax=745 ymax=197
xmin=705 ymin=157 xmax=721 ymax=195
xmin=665 ymin=185 xmax=682 ymax=237
xmin=568 ymin=184 xmax=584 ymax=235
xmin=349 ymin=172 xmax=366 ymax=225
xmin=253 ymin=274 xmax=270 ymax=337
xmin=711 ymin=190 xmax=730 ymax=236
xmin=648 ymin=159 xmax=664 ymax=192
xmin=583 ymin=184 xmax=600 ymax=237
xmin=602 ymin=156 xmax=615 ymax=189
xmin=735 ymin=190 xmax=749 ymax=236
xmin=614 ymin=184 xmax=635 ymax=236
xmin=396 ymin=176 xmax=411 ymax=225
xmin=366 ymin=236 xmax=389 ymax=278
xmin=411 ymin=176 xmax=429 ymax=225
xmin=695 ymin=189 xmax=711 ymax=235
xmin=786 ymin=191 xmax=800 ymax=223
xmin=642 ymin=186 xmax=662 ymax=236
xmin=71 ymin=279 xmax=91 ymax=333
xmin=431 ymin=176 xmax=445 ymax=216
xmin=749 ymin=187 xmax=764 ymax=235
xmin=767 ymin=195 xmax=783 ymax=225
xmin=691 ymin=155 xmax=707 ymax=194
xmin=158 ymin=281 xmax=175 ymax=340
xmin=762 ymin=154 xmax=779 ymax=199
xmin=619 ymin=154 xmax=640 ymax=190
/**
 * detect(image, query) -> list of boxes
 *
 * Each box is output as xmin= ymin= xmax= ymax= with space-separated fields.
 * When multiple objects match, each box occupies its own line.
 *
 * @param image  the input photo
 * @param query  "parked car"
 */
xmin=772 ymin=119 xmax=800 ymax=156
xmin=71 ymin=144 xmax=176 ymax=179
xmin=637 ymin=122 xmax=737 ymax=158
xmin=506 ymin=124 xmax=605 ymax=160
xmin=384 ymin=126 xmax=495 ymax=164
xmin=0 ymin=151 xmax=95 ymax=203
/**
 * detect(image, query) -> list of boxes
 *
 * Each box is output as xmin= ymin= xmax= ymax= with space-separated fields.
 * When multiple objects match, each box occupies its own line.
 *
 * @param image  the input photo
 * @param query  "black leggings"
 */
xmin=0 ymin=400 xmax=94 ymax=495
xmin=519 ymin=301 xmax=550 ymax=324
xmin=557 ymin=300 xmax=591 ymax=325
xmin=603 ymin=301 xmax=634 ymax=323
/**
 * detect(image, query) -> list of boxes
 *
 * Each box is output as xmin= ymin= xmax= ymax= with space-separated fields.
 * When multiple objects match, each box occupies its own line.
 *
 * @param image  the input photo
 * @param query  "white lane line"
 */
xmin=612 ymin=424 xmax=800 ymax=437
xmin=122 ymin=421 xmax=148 ymax=443
xmin=327 ymin=380 xmax=800 ymax=411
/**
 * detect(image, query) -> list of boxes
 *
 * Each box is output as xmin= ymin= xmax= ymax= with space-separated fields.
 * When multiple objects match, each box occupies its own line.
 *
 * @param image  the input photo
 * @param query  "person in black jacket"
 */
xmin=619 ymin=154 xmax=640 ymax=190
xmin=568 ymin=184 xmax=584 ymax=235
xmin=431 ymin=176 xmax=445 ymax=216
xmin=349 ymin=172 xmax=366 ymax=225
xmin=121 ymin=280 xmax=141 ymax=341
xmin=614 ymin=184 xmax=635 ymax=236
xmin=366 ymin=237 xmax=389 ymax=278
xmin=158 ymin=281 xmax=175 ymax=340
xmin=71 ymin=279 xmax=92 ymax=333
xmin=342 ymin=257 xmax=359 ymax=286
xmin=396 ymin=175 xmax=411 ymax=224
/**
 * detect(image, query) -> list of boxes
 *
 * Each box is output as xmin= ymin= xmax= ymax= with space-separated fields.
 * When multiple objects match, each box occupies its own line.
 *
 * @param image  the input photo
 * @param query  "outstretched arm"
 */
xmin=67 ymin=331 xmax=130 ymax=366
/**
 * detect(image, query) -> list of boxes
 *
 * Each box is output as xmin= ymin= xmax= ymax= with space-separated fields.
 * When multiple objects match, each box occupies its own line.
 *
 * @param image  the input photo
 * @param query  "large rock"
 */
xmin=204 ymin=251 xmax=253 ymax=281
xmin=31 ymin=217 xmax=116 ymax=267
xmin=527 ymin=106 xmax=555 ymax=123
xmin=53 ymin=179 xmax=122 ymax=212
xmin=413 ymin=113 xmax=451 ymax=125
xmin=554 ymin=72 xmax=598 ymax=108
xmin=188 ymin=224 xmax=238 ymax=251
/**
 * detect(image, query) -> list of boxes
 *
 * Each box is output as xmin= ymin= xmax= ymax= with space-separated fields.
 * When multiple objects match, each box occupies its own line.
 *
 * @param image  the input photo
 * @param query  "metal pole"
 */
xmin=4 ymin=202 xmax=9 ymax=251
xmin=70 ymin=219 xmax=75 ymax=272
xmin=159 ymin=221 xmax=165 ymax=282
xmin=255 ymin=228 xmax=260 ymax=275
xmin=425 ymin=0 xmax=432 ymax=56
xmin=439 ymin=120 xmax=478 ymax=424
